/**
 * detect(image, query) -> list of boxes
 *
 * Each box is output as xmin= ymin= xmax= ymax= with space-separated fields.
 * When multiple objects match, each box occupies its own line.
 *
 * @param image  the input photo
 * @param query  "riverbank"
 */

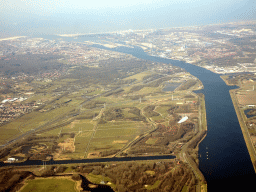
xmin=178 ymin=93 xmax=208 ymax=192
xmin=229 ymin=89 xmax=256 ymax=173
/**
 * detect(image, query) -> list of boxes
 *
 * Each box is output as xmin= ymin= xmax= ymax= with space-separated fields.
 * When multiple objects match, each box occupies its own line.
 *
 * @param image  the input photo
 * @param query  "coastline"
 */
xmin=0 ymin=36 xmax=26 ymax=41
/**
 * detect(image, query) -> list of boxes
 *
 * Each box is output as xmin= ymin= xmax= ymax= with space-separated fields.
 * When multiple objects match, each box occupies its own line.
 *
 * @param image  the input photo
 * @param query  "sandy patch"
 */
xmin=57 ymin=138 xmax=75 ymax=153
xmin=112 ymin=140 xmax=128 ymax=144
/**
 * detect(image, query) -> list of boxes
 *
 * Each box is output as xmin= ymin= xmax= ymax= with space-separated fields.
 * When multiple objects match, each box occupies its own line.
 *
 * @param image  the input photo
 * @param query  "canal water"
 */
xmin=244 ymin=109 xmax=256 ymax=119
xmin=0 ymin=155 xmax=175 ymax=167
xmin=30 ymin=36 xmax=256 ymax=191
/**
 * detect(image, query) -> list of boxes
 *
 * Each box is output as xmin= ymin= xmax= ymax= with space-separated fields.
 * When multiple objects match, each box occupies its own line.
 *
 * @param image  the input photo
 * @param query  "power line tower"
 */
xmin=43 ymin=161 xmax=46 ymax=169
xmin=100 ymin=173 xmax=105 ymax=184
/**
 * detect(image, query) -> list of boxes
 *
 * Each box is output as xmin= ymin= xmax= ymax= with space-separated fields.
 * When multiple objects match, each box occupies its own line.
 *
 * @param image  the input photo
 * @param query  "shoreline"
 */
xmin=229 ymin=89 xmax=256 ymax=173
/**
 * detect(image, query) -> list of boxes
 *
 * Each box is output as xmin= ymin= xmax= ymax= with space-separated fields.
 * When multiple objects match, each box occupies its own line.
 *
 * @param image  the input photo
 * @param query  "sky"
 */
xmin=0 ymin=0 xmax=256 ymax=36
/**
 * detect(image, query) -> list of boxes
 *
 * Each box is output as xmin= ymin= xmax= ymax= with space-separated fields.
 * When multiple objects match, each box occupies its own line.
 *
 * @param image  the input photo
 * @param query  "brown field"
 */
xmin=237 ymin=91 xmax=256 ymax=105
xmin=250 ymin=136 xmax=256 ymax=145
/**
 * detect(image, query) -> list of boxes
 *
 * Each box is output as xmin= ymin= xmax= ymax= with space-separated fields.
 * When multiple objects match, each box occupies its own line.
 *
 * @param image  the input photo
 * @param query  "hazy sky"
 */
xmin=0 ymin=0 xmax=255 ymax=35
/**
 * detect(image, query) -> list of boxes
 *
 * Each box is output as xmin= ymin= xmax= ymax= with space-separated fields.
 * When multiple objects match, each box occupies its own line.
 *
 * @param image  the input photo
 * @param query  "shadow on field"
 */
xmin=80 ymin=175 xmax=114 ymax=192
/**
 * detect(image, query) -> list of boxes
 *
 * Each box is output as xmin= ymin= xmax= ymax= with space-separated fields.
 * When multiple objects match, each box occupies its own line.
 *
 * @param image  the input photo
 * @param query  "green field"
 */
xmin=145 ymin=180 xmax=161 ymax=190
xmin=21 ymin=178 xmax=78 ymax=192
xmin=0 ymin=128 xmax=20 ymax=144
xmin=0 ymin=105 xmax=76 ymax=136
xmin=146 ymin=138 xmax=158 ymax=145
xmin=155 ymin=106 xmax=171 ymax=117
xmin=74 ymin=132 xmax=93 ymax=154
xmin=97 ymin=121 xmax=145 ymax=129
xmin=94 ymin=128 xmax=137 ymax=138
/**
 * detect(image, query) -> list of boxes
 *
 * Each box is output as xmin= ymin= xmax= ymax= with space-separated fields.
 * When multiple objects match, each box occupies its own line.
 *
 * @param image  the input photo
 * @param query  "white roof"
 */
xmin=178 ymin=116 xmax=188 ymax=124
xmin=1 ymin=99 xmax=9 ymax=103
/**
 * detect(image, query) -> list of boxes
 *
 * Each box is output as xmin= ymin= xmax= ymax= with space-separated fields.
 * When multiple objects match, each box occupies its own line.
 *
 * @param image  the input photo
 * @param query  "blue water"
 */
xmin=244 ymin=109 xmax=255 ymax=119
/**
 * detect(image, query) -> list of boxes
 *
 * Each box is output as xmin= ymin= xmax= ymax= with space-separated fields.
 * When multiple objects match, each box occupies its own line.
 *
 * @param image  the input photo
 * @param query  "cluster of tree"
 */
xmin=103 ymin=88 xmax=124 ymax=97
xmin=176 ymin=80 xmax=197 ymax=91
xmin=59 ymin=132 xmax=75 ymax=138
xmin=76 ymin=112 xmax=99 ymax=120
xmin=83 ymin=100 xmax=105 ymax=109
xmin=98 ymin=118 xmax=107 ymax=124
xmin=174 ymin=105 xmax=191 ymax=113
xmin=128 ymin=77 xmax=171 ymax=94
xmin=0 ymin=168 xmax=31 ymax=192
xmin=41 ymin=166 xmax=56 ymax=176
xmin=101 ymin=161 xmax=196 ymax=192
xmin=184 ymin=94 xmax=195 ymax=98
xmin=143 ymin=105 xmax=159 ymax=117
xmin=142 ymin=74 xmax=163 ymax=83
xmin=154 ymin=123 xmax=194 ymax=146
xmin=188 ymin=130 xmax=207 ymax=149
xmin=67 ymin=58 xmax=154 ymax=86
xmin=103 ymin=107 xmax=123 ymax=121
xmin=71 ymin=174 xmax=81 ymax=181
xmin=167 ymin=105 xmax=178 ymax=115
xmin=129 ymin=85 xmax=145 ymax=92
xmin=146 ymin=76 xmax=170 ymax=87
xmin=128 ymin=107 xmax=147 ymax=122
xmin=40 ymin=165 xmax=67 ymax=176
xmin=55 ymin=165 xmax=67 ymax=173
xmin=27 ymin=135 xmax=58 ymax=143
xmin=128 ymin=107 xmax=141 ymax=116
xmin=0 ymin=54 xmax=65 ymax=77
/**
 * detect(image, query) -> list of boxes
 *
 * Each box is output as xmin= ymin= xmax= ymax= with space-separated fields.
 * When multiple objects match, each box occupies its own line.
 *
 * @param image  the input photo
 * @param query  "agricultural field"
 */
xmin=20 ymin=177 xmax=79 ymax=192
xmin=0 ymin=56 xmax=202 ymax=163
